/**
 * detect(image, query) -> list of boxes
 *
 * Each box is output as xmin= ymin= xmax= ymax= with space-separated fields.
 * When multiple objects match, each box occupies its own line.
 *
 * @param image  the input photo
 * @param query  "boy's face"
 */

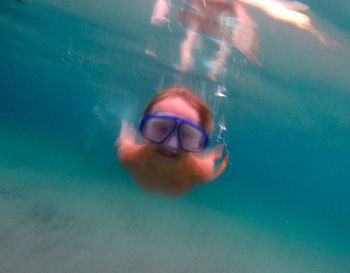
xmin=147 ymin=97 xmax=200 ymax=162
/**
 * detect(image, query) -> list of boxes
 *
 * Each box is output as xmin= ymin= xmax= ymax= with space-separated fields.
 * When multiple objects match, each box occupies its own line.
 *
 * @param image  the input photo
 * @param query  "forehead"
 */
xmin=150 ymin=97 xmax=200 ymax=123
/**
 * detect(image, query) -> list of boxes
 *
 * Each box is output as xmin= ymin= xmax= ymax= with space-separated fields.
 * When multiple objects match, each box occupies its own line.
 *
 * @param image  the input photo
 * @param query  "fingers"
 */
xmin=210 ymin=150 xmax=229 ymax=180
xmin=210 ymin=144 xmax=226 ymax=160
xmin=116 ymin=120 xmax=137 ymax=147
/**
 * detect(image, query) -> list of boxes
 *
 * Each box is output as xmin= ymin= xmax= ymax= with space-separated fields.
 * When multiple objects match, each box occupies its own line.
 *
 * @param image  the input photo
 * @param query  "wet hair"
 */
xmin=142 ymin=87 xmax=213 ymax=133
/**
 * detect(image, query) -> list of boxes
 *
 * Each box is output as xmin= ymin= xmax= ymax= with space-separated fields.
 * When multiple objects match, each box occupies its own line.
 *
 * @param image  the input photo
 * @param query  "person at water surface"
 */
xmin=115 ymin=88 xmax=228 ymax=196
xmin=151 ymin=0 xmax=260 ymax=80
xmin=150 ymin=0 xmax=333 ymax=80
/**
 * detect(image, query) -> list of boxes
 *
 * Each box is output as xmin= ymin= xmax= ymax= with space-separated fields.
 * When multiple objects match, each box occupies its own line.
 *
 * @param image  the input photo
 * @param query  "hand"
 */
xmin=115 ymin=120 xmax=137 ymax=148
xmin=209 ymin=144 xmax=229 ymax=180
xmin=209 ymin=144 xmax=228 ymax=161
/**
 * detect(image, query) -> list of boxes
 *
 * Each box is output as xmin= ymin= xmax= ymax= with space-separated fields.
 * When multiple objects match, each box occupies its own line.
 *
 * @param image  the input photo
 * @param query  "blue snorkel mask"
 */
xmin=139 ymin=114 xmax=209 ymax=152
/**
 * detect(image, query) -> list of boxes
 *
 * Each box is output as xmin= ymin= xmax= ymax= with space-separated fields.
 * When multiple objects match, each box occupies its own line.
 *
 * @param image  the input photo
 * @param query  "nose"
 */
xmin=163 ymin=133 xmax=179 ymax=150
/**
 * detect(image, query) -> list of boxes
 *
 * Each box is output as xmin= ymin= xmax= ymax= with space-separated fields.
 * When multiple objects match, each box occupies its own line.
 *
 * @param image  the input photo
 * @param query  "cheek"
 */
xmin=177 ymin=149 xmax=189 ymax=159
xmin=147 ymin=142 xmax=168 ymax=158
xmin=145 ymin=141 xmax=157 ymax=151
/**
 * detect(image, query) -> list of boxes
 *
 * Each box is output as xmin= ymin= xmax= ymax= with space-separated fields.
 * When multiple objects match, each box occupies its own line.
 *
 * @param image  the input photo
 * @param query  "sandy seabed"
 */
xmin=0 ymin=129 xmax=348 ymax=273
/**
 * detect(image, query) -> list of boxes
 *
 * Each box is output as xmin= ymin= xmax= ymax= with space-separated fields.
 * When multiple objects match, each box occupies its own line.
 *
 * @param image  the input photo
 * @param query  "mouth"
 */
xmin=157 ymin=148 xmax=179 ymax=159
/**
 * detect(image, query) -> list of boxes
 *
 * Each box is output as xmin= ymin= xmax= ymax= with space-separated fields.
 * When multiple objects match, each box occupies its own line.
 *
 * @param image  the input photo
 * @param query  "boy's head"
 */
xmin=142 ymin=87 xmax=213 ymax=133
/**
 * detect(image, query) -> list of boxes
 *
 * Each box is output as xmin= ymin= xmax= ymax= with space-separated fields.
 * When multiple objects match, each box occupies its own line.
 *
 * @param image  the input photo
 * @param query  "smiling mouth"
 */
xmin=157 ymin=148 xmax=179 ymax=159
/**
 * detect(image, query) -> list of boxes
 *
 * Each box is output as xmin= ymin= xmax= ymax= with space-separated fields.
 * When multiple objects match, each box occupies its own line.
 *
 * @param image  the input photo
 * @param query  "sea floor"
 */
xmin=0 ymin=125 xmax=348 ymax=273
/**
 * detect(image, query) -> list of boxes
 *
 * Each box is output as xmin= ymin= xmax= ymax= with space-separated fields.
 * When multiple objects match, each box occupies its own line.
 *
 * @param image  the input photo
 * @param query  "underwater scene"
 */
xmin=1 ymin=0 xmax=350 ymax=272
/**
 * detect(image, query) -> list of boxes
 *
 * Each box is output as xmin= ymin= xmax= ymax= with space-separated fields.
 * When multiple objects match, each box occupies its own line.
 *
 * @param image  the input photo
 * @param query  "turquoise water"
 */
xmin=1 ymin=0 xmax=350 ymax=272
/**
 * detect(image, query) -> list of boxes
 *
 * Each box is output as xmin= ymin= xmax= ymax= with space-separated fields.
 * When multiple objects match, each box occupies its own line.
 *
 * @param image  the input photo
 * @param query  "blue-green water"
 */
xmin=1 ymin=0 xmax=350 ymax=272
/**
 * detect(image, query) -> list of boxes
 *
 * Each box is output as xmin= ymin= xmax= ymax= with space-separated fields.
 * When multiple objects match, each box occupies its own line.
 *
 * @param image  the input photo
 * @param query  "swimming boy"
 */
xmin=115 ymin=87 xmax=228 ymax=196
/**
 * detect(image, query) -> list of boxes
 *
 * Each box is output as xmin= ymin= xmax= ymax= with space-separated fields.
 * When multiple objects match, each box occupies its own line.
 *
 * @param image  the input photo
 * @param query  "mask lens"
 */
xmin=143 ymin=117 xmax=176 ymax=143
xmin=179 ymin=123 xmax=206 ymax=152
